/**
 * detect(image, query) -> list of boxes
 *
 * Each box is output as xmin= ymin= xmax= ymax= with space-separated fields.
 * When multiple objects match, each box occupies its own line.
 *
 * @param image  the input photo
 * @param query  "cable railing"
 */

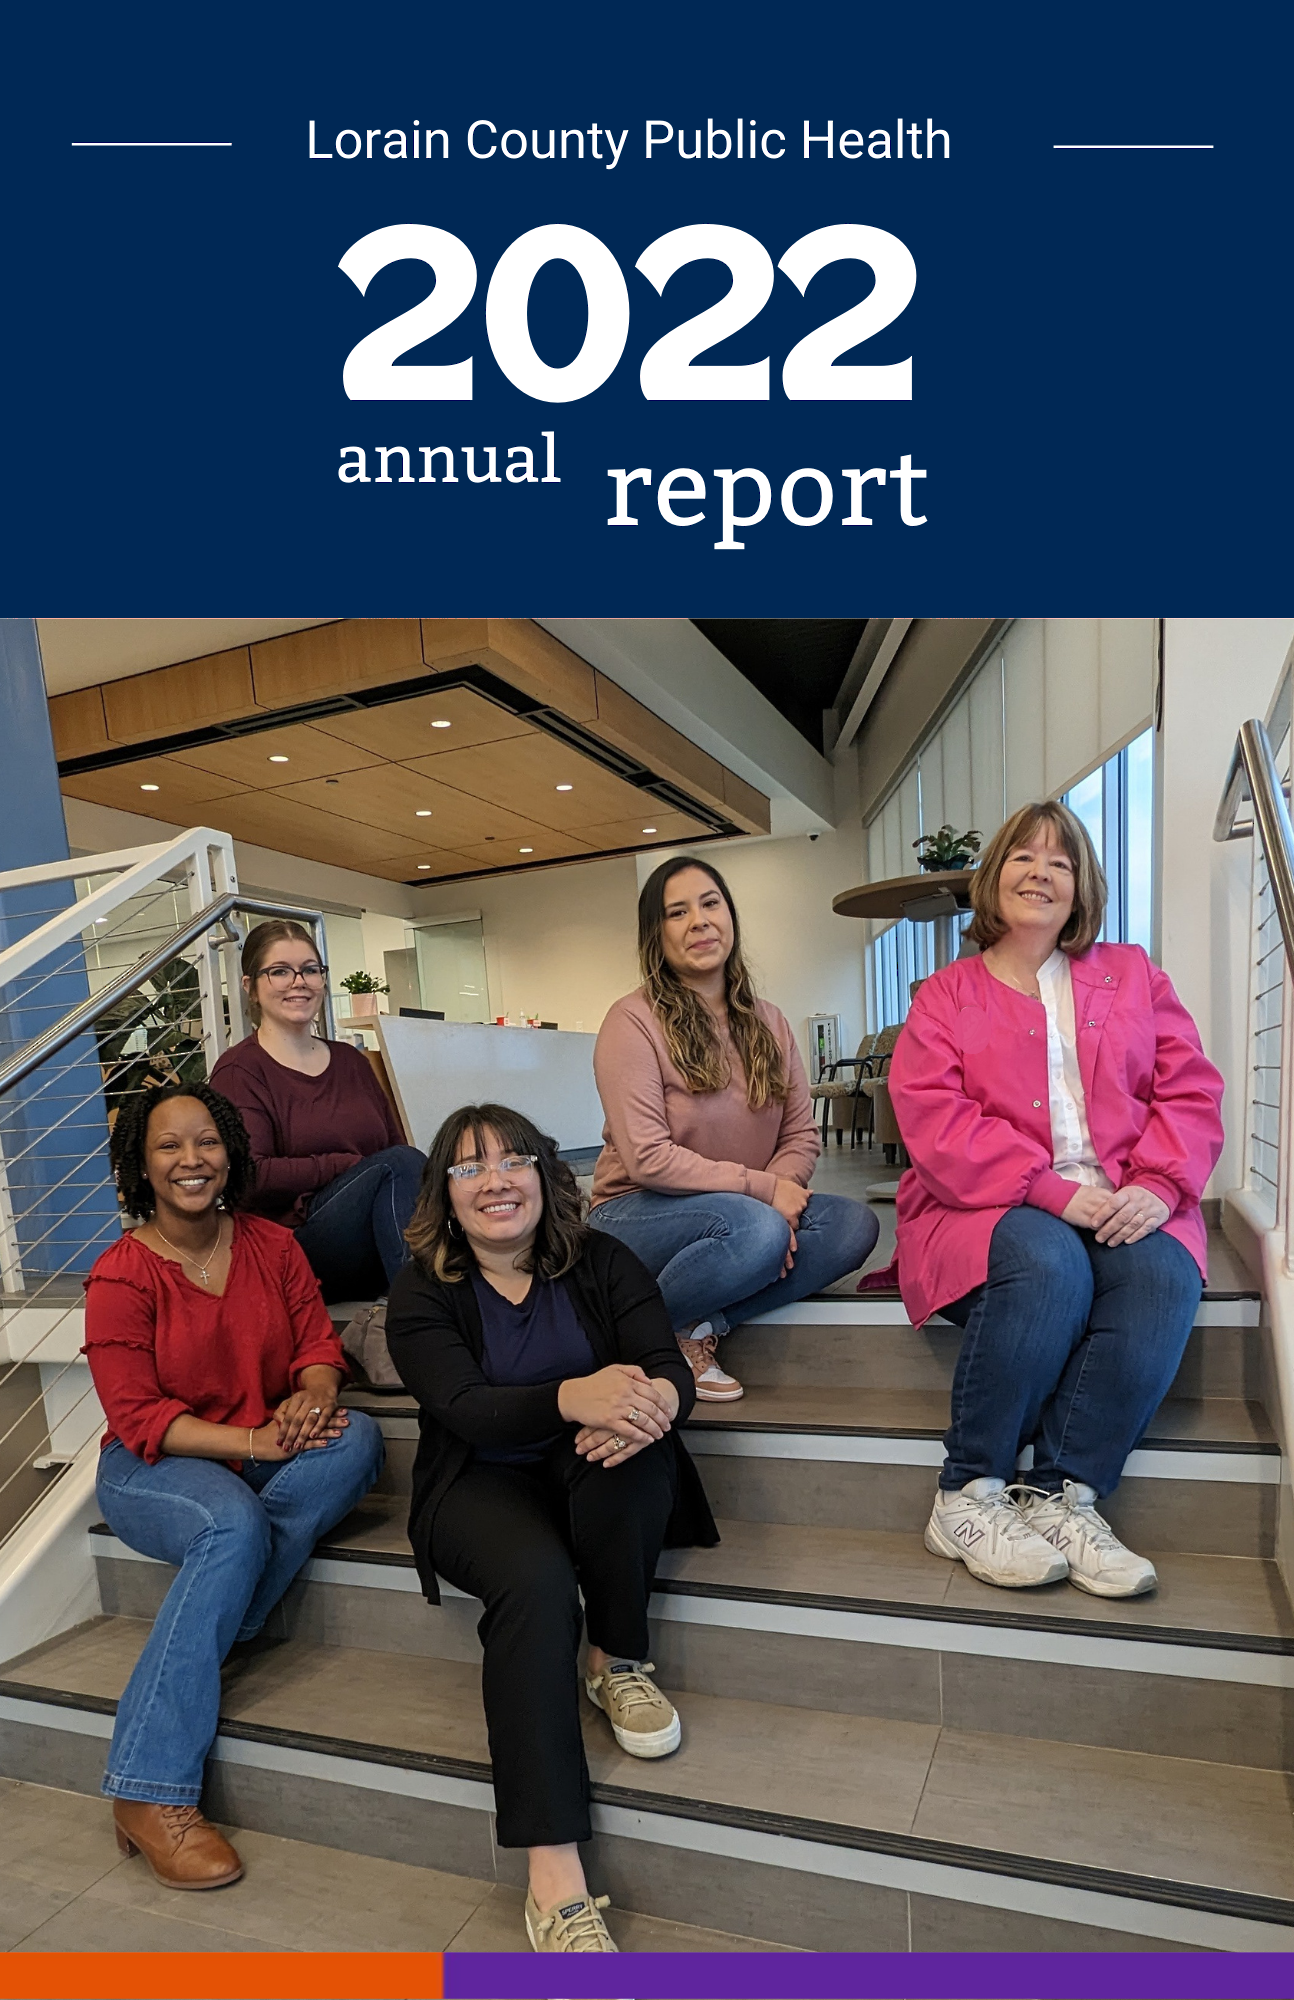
xmin=1215 ymin=703 xmax=1294 ymax=1254
xmin=0 ymin=827 xmax=335 ymax=1555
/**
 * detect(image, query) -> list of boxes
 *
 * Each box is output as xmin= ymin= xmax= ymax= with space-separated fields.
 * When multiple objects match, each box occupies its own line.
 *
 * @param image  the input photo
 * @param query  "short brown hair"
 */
xmin=968 ymin=800 xmax=1107 ymax=955
xmin=240 ymin=919 xmax=323 ymax=1025
xmin=405 ymin=1102 xmax=587 ymax=1283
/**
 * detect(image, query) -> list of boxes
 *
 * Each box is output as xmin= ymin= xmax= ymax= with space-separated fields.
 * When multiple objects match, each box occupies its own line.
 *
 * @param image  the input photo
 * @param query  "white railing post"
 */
xmin=208 ymin=838 xmax=246 ymax=1053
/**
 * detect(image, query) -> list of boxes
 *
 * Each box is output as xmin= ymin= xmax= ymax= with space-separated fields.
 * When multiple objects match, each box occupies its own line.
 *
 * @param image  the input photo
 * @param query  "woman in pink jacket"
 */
xmin=589 ymin=856 xmax=878 ymax=1402
xmin=887 ymin=801 xmax=1224 ymax=1600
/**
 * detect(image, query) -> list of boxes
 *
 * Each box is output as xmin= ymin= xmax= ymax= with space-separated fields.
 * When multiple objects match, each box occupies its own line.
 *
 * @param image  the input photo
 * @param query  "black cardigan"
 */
xmin=384 ymin=1229 xmax=719 ymax=1602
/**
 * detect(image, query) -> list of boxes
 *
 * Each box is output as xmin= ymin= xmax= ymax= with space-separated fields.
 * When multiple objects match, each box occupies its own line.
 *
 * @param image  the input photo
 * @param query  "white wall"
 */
xmin=412 ymin=855 xmax=640 ymax=1032
xmin=636 ymin=827 xmax=868 ymax=1064
xmin=1159 ymin=619 xmax=1294 ymax=1195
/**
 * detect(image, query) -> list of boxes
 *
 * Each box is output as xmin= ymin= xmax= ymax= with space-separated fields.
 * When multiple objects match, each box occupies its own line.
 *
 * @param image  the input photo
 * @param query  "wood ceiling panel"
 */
xmin=362 ymin=848 xmax=481 ymax=882
xmin=60 ymin=758 xmax=251 ymax=813
xmin=202 ymin=791 xmax=422 ymax=869
xmin=311 ymin=688 xmax=532 ymax=762
xmin=452 ymin=829 xmax=596 ymax=868
xmin=573 ymin=811 xmax=711 ymax=850
xmin=170 ymin=723 xmax=386 ymax=787
xmin=404 ymin=734 xmax=649 ymax=830
xmin=102 ymin=650 xmax=259 ymax=744
xmin=250 ymin=619 xmax=423 ymax=706
xmin=49 ymin=687 xmax=110 ymax=761
xmin=275 ymin=765 xmax=542 ymax=846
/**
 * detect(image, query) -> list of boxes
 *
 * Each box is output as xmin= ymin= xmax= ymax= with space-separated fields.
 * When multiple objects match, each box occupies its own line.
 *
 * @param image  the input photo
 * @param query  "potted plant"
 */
xmin=912 ymin=824 xmax=981 ymax=872
xmin=340 ymin=969 xmax=390 ymax=1017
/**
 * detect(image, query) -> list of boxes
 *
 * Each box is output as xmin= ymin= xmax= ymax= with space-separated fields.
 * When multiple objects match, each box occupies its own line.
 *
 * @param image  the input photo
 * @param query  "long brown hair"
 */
xmin=240 ymin=919 xmax=323 ymax=1026
xmin=405 ymin=1102 xmax=587 ymax=1284
xmin=968 ymin=801 xmax=1108 ymax=955
xmin=637 ymin=856 xmax=786 ymax=1108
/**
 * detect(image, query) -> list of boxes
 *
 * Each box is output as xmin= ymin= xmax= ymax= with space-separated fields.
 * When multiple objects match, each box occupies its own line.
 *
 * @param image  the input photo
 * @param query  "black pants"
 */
xmin=430 ymin=1434 xmax=677 ymax=1849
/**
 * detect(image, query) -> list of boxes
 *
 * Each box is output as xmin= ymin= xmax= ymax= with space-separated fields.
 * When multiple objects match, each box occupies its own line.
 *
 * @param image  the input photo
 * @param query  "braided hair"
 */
xmin=109 ymin=1082 xmax=254 ymax=1220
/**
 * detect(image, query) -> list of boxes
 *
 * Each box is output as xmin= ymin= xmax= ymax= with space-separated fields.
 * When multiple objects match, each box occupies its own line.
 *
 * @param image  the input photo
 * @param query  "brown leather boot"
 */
xmin=113 ymin=1801 xmax=243 ymax=1889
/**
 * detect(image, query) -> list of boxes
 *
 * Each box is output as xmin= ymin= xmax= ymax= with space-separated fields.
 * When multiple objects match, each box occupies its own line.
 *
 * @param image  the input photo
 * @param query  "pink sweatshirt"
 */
xmin=887 ymin=943 xmax=1225 ymax=1327
xmin=591 ymin=989 xmax=820 ymax=1207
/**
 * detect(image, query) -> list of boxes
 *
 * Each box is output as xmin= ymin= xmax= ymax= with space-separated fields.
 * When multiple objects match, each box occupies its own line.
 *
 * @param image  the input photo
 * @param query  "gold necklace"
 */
xmin=150 ymin=1214 xmax=226 ymax=1286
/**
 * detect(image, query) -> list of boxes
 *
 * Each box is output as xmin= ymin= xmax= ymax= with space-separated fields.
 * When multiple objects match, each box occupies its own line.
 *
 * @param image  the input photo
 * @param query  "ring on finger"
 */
xmin=628 ymin=1407 xmax=641 ymax=1423
xmin=612 ymin=1435 xmax=628 ymax=1451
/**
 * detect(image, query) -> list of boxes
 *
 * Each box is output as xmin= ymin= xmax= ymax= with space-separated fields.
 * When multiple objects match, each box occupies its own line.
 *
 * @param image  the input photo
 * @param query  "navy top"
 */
xmin=469 ymin=1269 xmax=596 ymax=1464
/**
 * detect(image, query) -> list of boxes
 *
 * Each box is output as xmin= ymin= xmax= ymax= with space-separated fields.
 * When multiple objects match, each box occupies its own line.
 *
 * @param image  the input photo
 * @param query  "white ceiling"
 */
xmin=35 ymin=619 xmax=338 ymax=695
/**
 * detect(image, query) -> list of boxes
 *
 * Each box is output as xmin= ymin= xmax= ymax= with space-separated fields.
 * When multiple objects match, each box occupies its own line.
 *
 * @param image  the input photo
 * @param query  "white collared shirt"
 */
xmin=1036 ymin=950 xmax=1113 ymax=1190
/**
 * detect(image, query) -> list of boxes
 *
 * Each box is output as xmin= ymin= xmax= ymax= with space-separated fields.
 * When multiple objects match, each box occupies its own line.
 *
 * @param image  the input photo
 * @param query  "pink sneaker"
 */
xmin=677 ymin=1324 xmax=744 ymax=1401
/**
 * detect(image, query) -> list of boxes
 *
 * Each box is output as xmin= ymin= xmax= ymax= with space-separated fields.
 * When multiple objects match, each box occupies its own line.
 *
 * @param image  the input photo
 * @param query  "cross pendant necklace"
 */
xmin=152 ymin=1215 xmax=225 ymax=1286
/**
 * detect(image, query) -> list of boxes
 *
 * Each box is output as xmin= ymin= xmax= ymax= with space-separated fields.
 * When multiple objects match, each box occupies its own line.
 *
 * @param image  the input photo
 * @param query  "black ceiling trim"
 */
xmin=399 ymin=830 xmax=728 ymax=888
xmin=57 ymin=664 xmax=742 ymax=840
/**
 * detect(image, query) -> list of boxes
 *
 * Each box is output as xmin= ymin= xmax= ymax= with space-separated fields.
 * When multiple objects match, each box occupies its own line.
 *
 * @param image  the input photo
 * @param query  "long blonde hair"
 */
xmin=637 ymin=856 xmax=786 ymax=1109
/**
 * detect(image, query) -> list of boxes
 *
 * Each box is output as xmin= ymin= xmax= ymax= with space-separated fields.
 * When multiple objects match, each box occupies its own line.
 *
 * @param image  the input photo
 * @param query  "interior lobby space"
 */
xmin=5 ymin=614 xmax=1294 ymax=1956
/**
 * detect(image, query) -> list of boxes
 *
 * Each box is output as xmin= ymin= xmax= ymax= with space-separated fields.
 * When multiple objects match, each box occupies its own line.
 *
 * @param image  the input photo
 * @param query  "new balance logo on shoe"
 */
xmin=952 ymin=1521 xmax=985 ymax=1547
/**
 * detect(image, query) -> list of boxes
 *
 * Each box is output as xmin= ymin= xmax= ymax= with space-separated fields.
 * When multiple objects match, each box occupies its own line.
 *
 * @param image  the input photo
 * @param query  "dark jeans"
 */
xmin=430 ymin=1434 xmax=677 ymax=1849
xmin=95 ymin=1415 xmax=384 ymax=1803
xmin=588 ymin=1189 xmax=879 ymax=1335
xmin=295 ymin=1144 xmax=425 ymax=1303
xmin=939 ymin=1205 xmax=1203 ymax=1497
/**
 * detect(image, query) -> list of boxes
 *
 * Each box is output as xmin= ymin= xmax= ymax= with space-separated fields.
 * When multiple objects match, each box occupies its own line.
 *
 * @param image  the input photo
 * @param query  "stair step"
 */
xmin=3 ymin=1617 xmax=1292 ymax=1952
xmin=88 ymin=1499 xmax=1294 ymax=1771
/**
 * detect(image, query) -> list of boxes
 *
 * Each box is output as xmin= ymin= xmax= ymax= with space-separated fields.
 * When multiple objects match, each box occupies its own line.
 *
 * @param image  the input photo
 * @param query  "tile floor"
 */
xmin=0 ymin=1777 xmax=789 ymax=1953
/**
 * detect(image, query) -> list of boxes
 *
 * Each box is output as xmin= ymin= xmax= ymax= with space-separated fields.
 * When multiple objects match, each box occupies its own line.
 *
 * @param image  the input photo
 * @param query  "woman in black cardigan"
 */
xmin=385 ymin=1101 xmax=716 ymax=1957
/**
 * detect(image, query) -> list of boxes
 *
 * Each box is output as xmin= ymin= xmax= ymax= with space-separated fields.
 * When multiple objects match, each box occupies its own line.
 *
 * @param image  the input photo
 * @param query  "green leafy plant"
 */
xmin=913 ymin=824 xmax=981 ymax=871
xmin=339 ymin=970 xmax=390 ymax=995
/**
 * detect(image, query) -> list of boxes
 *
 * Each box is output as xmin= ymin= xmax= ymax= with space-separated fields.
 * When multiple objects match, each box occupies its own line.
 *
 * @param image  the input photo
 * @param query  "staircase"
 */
xmin=2 ymin=1238 xmax=1291 ymax=1955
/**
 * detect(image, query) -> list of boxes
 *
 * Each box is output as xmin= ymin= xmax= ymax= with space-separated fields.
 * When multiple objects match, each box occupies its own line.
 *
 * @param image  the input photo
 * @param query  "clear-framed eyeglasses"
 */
xmin=257 ymin=962 xmax=328 ymax=987
xmin=447 ymin=1154 xmax=538 ymax=1182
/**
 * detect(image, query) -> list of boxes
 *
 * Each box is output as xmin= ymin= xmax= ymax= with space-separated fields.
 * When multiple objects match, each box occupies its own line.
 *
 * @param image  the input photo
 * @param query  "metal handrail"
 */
xmin=1214 ymin=719 xmax=1294 ymax=967
xmin=0 ymin=893 xmax=336 ymax=1102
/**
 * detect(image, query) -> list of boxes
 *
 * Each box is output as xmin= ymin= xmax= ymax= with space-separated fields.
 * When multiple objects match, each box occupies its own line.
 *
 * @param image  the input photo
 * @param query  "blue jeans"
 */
xmin=588 ymin=1188 xmax=879 ymax=1335
xmin=939 ymin=1205 xmax=1202 ymax=1497
xmin=95 ymin=1413 xmax=384 ymax=1803
xmin=295 ymin=1144 xmax=425 ymax=1303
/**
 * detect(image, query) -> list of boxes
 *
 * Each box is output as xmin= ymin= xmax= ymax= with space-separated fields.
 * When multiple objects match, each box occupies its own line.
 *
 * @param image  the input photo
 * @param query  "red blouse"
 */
xmin=83 ymin=1214 xmax=346 ymax=1464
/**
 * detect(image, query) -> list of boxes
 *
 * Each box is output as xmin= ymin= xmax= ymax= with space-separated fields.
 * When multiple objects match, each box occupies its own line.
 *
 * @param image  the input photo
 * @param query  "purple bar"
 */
xmin=443 ymin=1950 xmax=1294 ymax=1999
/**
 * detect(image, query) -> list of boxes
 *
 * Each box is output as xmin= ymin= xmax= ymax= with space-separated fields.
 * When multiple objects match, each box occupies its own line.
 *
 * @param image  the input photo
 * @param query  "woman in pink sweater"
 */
xmin=887 ymin=802 xmax=1224 ymax=1599
xmin=589 ymin=857 xmax=879 ymax=1401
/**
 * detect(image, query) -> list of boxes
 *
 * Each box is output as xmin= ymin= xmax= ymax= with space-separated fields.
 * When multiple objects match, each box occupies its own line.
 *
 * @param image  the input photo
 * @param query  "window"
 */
xmin=1062 ymin=726 xmax=1154 ymax=949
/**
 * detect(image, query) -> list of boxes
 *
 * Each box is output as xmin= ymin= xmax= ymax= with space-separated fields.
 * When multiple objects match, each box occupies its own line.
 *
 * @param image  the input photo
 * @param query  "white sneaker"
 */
xmin=676 ymin=1323 xmax=744 ymax=1401
xmin=924 ymin=1477 xmax=1070 ymax=1588
xmin=1022 ymin=1480 xmax=1158 ymax=1598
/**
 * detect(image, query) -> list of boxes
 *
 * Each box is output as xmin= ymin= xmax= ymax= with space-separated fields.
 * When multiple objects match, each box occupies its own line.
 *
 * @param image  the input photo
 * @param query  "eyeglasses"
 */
xmin=257 ymin=962 xmax=328 ymax=987
xmin=447 ymin=1154 xmax=538 ymax=1182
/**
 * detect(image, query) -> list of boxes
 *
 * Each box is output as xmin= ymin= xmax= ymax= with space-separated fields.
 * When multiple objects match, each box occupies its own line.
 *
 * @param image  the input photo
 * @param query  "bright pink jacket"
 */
xmin=886 ymin=943 xmax=1225 ymax=1328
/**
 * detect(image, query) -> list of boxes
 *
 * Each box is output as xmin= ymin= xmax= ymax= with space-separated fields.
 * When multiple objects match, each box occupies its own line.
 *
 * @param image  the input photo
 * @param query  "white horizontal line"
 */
xmin=70 ymin=141 xmax=233 ymax=148
xmin=1053 ymin=143 xmax=1214 ymax=150
xmin=685 ymin=1431 xmax=1278 ymax=1482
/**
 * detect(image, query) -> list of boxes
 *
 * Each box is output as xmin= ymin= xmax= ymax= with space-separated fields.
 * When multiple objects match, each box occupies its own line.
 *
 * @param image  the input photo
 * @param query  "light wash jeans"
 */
xmin=588 ymin=1188 xmax=879 ymax=1335
xmin=939 ymin=1205 xmax=1202 ymax=1496
xmin=95 ymin=1412 xmax=383 ymax=1803
xmin=295 ymin=1144 xmax=425 ymax=1303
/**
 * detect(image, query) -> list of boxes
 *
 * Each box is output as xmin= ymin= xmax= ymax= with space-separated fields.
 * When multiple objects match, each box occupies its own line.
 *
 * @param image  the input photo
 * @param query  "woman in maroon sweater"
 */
xmin=211 ymin=920 xmax=425 ymax=1304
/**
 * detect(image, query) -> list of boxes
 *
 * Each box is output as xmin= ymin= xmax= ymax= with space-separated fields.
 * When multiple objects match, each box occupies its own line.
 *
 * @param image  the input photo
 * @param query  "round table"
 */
xmin=832 ymin=868 xmax=976 ymax=968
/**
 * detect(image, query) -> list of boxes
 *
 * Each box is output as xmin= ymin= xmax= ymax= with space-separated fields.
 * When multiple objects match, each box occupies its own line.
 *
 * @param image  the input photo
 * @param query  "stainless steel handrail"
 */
xmin=0 ymin=894 xmax=336 ymax=1101
xmin=1214 ymin=719 xmax=1294 ymax=966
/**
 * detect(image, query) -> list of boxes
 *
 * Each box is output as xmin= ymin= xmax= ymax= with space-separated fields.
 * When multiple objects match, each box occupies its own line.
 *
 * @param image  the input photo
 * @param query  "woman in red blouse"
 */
xmin=210 ymin=920 xmax=425 ymax=1305
xmin=85 ymin=1083 xmax=383 ymax=1890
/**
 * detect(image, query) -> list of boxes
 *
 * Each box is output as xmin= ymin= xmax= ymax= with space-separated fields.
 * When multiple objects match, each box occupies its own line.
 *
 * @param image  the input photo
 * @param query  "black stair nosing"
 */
xmin=688 ymin=1418 xmax=1279 ymax=1455
xmin=1 ymin=1677 xmax=1287 ymax=1933
xmin=85 ymin=1524 xmax=1294 ymax=1659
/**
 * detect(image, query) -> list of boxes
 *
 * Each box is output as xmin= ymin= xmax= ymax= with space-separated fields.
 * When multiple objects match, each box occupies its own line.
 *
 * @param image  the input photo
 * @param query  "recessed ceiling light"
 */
xmin=415 ymin=809 xmax=432 ymax=817
xmin=555 ymin=783 xmax=573 ymax=791
xmin=642 ymin=826 xmax=657 ymax=834
xmin=325 ymin=778 xmax=339 ymax=786
xmin=268 ymin=754 xmax=290 ymax=763
xmin=140 ymin=783 xmax=159 ymax=791
xmin=417 ymin=864 xmax=431 ymax=870
xmin=519 ymin=846 xmax=534 ymax=853
xmin=431 ymin=719 xmax=451 ymax=729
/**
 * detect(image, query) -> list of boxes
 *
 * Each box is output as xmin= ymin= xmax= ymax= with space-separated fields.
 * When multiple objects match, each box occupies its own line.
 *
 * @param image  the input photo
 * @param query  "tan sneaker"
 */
xmin=586 ymin=1659 xmax=681 ymax=1757
xmin=677 ymin=1323 xmax=744 ymax=1401
xmin=524 ymin=1888 xmax=619 ymax=1951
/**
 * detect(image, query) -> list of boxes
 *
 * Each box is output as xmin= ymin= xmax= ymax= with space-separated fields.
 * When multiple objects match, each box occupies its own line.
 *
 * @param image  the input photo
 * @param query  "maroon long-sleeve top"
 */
xmin=210 ymin=1033 xmax=406 ymax=1227
xmin=83 ymin=1215 xmax=346 ymax=1464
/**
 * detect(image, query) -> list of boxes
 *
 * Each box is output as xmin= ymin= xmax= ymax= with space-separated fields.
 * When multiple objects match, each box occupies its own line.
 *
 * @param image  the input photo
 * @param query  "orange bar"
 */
xmin=0 ymin=1951 xmax=444 ymax=2000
